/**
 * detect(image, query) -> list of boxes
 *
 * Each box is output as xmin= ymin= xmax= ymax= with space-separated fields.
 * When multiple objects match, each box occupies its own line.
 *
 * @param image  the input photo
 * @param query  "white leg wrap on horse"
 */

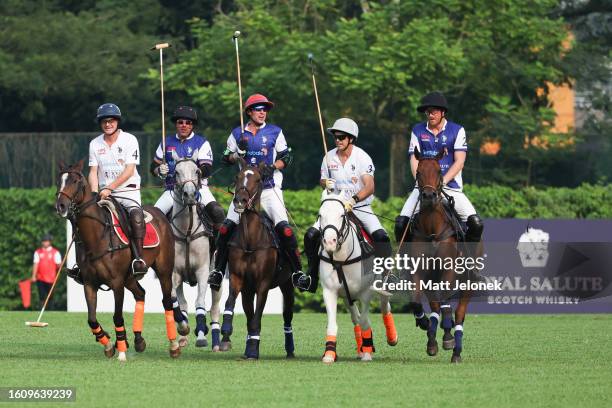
xmin=173 ymin=300 xmax=180 ymax=309
xmin=196 ymin=308 xmax=206 ymax=316
xmin=415 ymin=312 xmax=425 ymax=319
xmin=211 ymin=323 xmax=220 ymax=330
xmin=455 ymin=324 xmax=463 ymax=332
xmin=284 ymin=326 xmax=293 ymax=334
xmin=440 ymin=304 xmax=451 ymax=309
xmin=224 ymin=310 xmax=233 ymax=316
xmin=430 ymin=312 xmax=440 ymax=321
xmin=247 ymin=335 xmax=260 ymax=340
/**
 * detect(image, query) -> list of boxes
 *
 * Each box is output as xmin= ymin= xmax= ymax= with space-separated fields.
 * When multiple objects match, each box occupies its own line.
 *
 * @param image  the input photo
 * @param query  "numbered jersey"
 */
xmin=408 ymin=120 xmax=467 ymax=190
xmin=320 ymin=146 xmax=375 ymax=206
xmin=88 ymin=130 xmax=141 ymax=189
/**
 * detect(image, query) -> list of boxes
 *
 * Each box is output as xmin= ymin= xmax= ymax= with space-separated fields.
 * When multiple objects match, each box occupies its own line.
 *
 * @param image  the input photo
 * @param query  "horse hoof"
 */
xmin=104 ymin=344 xmax=115 ymax=358
xmin=322 ymin=355 xmax=335 ymax=364
xmin=134 ymin=338 xmax=146 ymax=353
xmin=242 ymin=354 xmax=259 ymax=361
xmin=169 ymin=346 xmax=181 ymax=358
xmin=219 ymin=341 xmax=232 ymax=352
xmin=451 ymin=354 xmax=462 ymax=363
xmin=177 ymin=322 xmax=190 ymax=337
xmin=442 ymin=335 xmax=455 ymax=350
xmin=361 ymin=352 xmax=373 ymax=362
xmin=212 ymin=345 xmax=220 ymax=352
xmin=427 ymin=339 xmax=438 ymax=356
xmin=196 ymin=337 xmax=208 ymax=348
xmin=387 ymin=336 xmax=398 ymax=346
xmin=286 ymin=353 xmax=295 ymax=359
xmin=178 ymin=336 xmax=188 ymax=348
xmin=117 ymin=351 xmax=127 ymax=362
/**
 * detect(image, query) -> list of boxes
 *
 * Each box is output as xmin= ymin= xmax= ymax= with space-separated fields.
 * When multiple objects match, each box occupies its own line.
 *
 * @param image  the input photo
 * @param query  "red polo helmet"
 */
xmin=244 ymin=94 xmax=274 ymax=112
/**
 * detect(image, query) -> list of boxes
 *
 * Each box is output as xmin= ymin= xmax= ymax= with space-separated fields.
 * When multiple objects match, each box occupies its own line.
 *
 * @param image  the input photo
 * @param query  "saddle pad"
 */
xmin=97 ymin=199 xmax=153 ymax=223
xmin=348 ymin=212 xmax=373 ymax=244
xmin=101 ymin=206 xmax=160 ymax=248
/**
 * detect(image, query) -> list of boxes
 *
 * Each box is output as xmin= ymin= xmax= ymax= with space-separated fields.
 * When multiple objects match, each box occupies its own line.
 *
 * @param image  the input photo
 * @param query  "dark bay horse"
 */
xmin=55 ymin=160 xmax=180 ymax=360
xmin=404 ymin=149 xmax=474 ymax=363
xmin=220 ymin=159 xmax=295 ymax=360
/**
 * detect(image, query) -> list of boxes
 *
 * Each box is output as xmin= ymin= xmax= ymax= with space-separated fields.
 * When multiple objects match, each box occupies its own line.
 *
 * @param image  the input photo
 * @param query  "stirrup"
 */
xmin=67 ymin=266 xmax=83 ymax=285
xmin=131 ymin=258 xmax=148 ymax=276
xmin=208 ymin=270 xmax=224 ymax=291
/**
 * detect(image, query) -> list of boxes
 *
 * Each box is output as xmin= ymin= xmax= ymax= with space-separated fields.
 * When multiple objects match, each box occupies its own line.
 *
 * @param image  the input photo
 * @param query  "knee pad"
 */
xmin=394 ymin=215 xmax=410 ymax=243
xmin=466 ymin=214 xmax=484 ymax=238
xmin=216 ymin=219 xmax=236 ymax=245
xmin=371 ymin=229 xmax=392 ymax=258
xmin=275 ymin=221 xmax=297 ymax=248
xmin=205 ymin=201 xmax=225 ymax=224
xmin=304 ymin=227 xmax=321 ymax=258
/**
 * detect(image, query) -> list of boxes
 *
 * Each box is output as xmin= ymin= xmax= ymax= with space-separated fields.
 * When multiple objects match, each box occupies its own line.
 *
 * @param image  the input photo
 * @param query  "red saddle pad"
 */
xmin=111 ymin=213 xmax=160 ymax=248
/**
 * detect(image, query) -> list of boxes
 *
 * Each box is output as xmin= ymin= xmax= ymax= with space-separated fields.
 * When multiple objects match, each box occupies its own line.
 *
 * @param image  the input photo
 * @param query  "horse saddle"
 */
xmin=347 ymin=212 xmax=375 ymax=258
xmin=97 ymin=199 xmax=160 ymax=248
xmin=412 ymin=200 xmax=466 ymax=242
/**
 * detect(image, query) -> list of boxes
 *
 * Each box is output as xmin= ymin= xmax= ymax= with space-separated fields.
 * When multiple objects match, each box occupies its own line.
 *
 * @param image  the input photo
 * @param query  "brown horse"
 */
xmin=220 ymin=158 xmax=295 ymax=359
xmin=404 ymin=149 xmax=474 ymax=363
xmin=55 ymin=160 xmax=180 ymax=360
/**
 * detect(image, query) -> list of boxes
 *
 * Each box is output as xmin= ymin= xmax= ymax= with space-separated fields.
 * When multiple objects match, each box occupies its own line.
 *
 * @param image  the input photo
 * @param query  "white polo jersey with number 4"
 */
xmin=88 ymin=130 xmax=141 ymax=189
xmin=320 ymin=146 xmax=375 ymax=206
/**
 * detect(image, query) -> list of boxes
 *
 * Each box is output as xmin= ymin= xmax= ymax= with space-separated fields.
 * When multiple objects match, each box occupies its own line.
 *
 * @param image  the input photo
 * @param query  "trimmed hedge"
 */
xmin=1 ymin=183 xmax=610 ymax=311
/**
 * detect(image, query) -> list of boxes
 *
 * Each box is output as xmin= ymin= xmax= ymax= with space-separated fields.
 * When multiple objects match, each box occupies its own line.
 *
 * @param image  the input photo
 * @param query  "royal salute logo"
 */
xmin=517 ymin=227 xmax=550 ymax=268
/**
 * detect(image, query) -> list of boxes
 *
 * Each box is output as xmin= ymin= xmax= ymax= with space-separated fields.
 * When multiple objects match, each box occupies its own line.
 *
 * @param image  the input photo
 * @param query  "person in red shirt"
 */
xmin=31 ymin=234 xmax=62 ymax=308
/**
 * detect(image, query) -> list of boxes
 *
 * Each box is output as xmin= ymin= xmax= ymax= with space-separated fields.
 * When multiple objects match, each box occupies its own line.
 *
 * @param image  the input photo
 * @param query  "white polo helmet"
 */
xmin=327 ymin=117 xmax=359 ymax=139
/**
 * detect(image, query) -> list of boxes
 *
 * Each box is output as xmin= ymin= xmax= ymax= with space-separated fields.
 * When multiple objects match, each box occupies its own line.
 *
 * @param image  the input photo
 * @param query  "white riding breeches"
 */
xmin=112 ymin=189 xmax=142 ymax=211
xmin=400 ymin=188 xmax=476 ymax=222
xmin=313 ymin=204 xmax=384 ymax=234
xmin=154 ymin=186 xmax=216 ymax=215
xmin=226 ymin=187 xmax=288 ymax=225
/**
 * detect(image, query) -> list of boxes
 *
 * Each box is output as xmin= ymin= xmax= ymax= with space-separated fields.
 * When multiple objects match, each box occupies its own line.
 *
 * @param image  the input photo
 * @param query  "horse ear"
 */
xmin=414 ymin=148 xmax=421 ymax=160
xmin=76 ymin=159 xmax=84 ymax=171
xmin=58 ymin=160 xmax=66 ymax=171
xmin=237 ymin=156 xmax=247 ymax=170
xmin=436 ymin=148 xmax=445 ymax=160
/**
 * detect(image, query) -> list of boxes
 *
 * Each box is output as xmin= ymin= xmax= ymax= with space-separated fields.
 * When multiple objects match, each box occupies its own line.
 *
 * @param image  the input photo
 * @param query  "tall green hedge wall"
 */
xmin=1 ymin=184 xmax=610 ymax=311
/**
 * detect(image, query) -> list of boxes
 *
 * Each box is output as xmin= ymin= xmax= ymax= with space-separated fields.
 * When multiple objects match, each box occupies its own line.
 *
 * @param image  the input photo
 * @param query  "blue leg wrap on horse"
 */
xmin=195 ymin=309 xmax=208 ymax=336
xmin=428 ymin=313 xmax=439 ymax=337
xmin=211 ymin=322 xmax=220 ymax=347
xmin=221 ymin=312 xmax=233 ymax=336
xmin=454 ymin=329 xmax=463 ymax=353
xmin=245 ymin=333 xmax=260 ymax=358
xmin=284 ymin=326 xmax=294 ymax=354
xmin=441 ymin=305 xmax=453 ymax=330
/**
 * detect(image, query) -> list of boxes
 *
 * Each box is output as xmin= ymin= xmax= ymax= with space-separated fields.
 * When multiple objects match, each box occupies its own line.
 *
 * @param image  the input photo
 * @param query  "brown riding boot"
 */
xmin=129 ymin=209 xmax=148 ymax=276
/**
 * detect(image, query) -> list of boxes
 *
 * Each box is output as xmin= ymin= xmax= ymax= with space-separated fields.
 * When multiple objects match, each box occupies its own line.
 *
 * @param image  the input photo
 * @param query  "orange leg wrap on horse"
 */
xmin=133 ymin=301 xmax=145 ymax=333
xmin=353 ymin=325 xmax=363 ymax=353
xmin=115 ymin=326 xmax=127 ymax=352
xmin=165 ymin=310 xmax=177 ymax=341
xmin=91 ymin=326 xmax=110 ymax=346
xmin=383 ymin=312 xmax=398 ymax=343
xmin=324 ymin=335 xmax=337 ymax=361
xmin=361 ymin=328 xmax=374 ymax=353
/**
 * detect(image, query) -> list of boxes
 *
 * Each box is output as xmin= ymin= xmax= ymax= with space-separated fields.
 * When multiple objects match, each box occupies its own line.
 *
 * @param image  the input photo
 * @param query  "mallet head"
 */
xmin=233 ymin=31 xmax=241 ymax=39
xmin=308 ymin=53 xmax=314 ymax=62
xmin=151 ymin=43 xmax=171 ymax=50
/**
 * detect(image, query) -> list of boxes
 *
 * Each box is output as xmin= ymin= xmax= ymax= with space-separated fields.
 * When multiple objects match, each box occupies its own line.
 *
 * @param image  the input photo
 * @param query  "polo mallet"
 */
xmin=308 ymin=53 xmax=333 ymax=184
xmin=26 ymin=237 xmax=76 ymax=327
xmin=151 ymin=42 xmax=171 ymax=163
xmin=233 ymin=31 xmax=245 ymax=135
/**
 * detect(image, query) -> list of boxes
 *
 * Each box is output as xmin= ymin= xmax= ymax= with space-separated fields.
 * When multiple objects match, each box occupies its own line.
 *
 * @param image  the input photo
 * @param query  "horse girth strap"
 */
xmin=318 ymin=254 xmax=360 ymax=306
xmin=411 ymin=226 xmax=456 ymax=242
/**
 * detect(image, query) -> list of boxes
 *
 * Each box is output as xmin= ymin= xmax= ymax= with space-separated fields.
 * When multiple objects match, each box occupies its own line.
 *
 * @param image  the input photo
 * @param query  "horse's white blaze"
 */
xmin=59 ymin=173 xmax=68 ymax=193
xmin=243 ymin=170 xmax=254 ymax=187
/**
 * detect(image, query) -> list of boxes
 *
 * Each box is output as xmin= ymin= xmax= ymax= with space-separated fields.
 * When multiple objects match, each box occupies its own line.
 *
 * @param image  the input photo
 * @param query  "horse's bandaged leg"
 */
xmin=454 ymin=324 xmax=464 ymax=353
xmin=383 ymin=312 xmax=398 ymax=345
xmin=353 ymin=325 xmax=363 ymax=354
xmin=323 ymin=335 xmax=337 ymax=362
xmin=361 ymin=328 xmax=375 ymax=353
xmin=428 ymin=312 xmax=440 ymax=337
xmin=91 ymin=324 xmax=110 ymax=346
xmin=284 ymin=326 xmax=294 ymax=355
xmin=115 ymin=326 xmax=128 ymax=352
xmin=441 ymin=304 xmax=454 ymax=330
xmin=195 ymin=307 xmax=208 ymax=336
xmin=164 ymin=310 xmax=177 ymax=341
xmin=133 ymin=300 xmax=145 ymax=333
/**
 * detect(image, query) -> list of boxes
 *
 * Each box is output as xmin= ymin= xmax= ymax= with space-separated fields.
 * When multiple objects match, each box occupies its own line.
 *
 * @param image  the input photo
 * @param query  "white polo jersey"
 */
xmin=320 ymin=146 xmax=375 ymax=206
xmin=88 ymin=130 xmax=141 ymax=189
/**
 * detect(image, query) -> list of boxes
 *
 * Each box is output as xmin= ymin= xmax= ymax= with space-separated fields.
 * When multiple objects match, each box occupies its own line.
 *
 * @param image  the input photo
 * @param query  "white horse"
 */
xmin=318 ymin=191 xmax=398 ymax=364
xmin=170 ymin=157 xmax=223 ymax=350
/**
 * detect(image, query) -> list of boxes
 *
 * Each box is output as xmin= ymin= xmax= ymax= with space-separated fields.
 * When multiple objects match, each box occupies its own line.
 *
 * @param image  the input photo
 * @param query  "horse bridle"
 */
xmin=173 ymin=158 xmax=202 ymax=204
xmin=56 ymin=169 xmax=95 ymax=215
xmin=319 ymin=198 xmax=352 ymax=248
xmin=416 ymin=161 xmax=444 ymax=205
xmin=234 ymin=168 xmax=262 ymax=211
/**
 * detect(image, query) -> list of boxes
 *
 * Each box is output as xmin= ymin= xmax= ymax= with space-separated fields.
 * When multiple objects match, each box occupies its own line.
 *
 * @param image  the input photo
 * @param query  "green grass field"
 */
xmin=1 ymin=311 xmax=611 ymax=407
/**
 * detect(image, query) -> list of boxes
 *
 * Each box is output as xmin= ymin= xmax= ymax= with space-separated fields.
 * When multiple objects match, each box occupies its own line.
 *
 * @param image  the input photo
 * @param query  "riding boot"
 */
xmin=205 ymin=201 xmax=226 ymax=229
xmin=275 ymin=221 xmax=304 ymax=281
xmin=292 ymin=227 xmax=320 ymax=293
xmin=465 ymin=214 xmax=484 ymax=243
xmin=129 ymin=208 xmax=148 ymax=276
xmin=67 ymin=238 xmax=85 ymax=285
xmin=371 ymin=229 xmax=392 ymax=278
xmin=394 ymin=215 xmax=411 ymax=244
xmin=207 ymin=219 xmax=236 ymax=291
